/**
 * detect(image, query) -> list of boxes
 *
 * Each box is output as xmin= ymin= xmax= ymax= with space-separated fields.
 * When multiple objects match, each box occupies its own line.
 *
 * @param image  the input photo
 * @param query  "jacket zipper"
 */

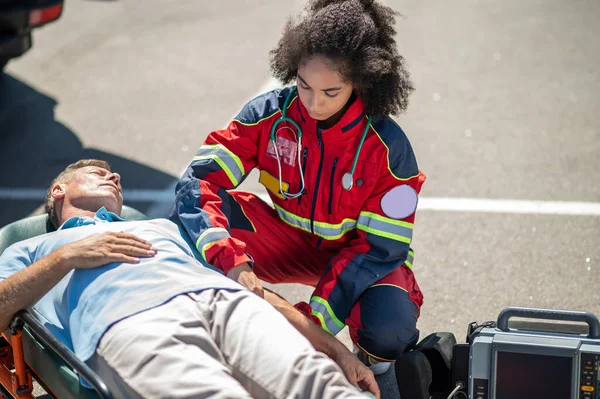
xmin=298 ymin=147 xmax=308 ymax=205
xmin=310 ymin=128 xmax=325 ymax=243
xmin=328 ymin=157 xmax=338 ymax=215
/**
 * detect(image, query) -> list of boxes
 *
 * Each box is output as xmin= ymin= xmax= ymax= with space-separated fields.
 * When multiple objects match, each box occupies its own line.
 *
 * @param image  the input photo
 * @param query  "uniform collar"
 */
xmin=59 ymin=207 xmax=124 ymax=230
xmin=294 ymin=88 xmax=368 ymax=143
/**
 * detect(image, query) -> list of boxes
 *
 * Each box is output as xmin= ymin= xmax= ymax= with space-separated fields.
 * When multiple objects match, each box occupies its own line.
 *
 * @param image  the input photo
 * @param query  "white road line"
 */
xmin=0 ymin=188 xmax=175 ymax=202
xmin=2 ymin=188 xmax=599 ymax=216
xmin=144 ymin=181 xmax=178 ymax=218
xmin=416 ymin=197 xmax=600 ymax=216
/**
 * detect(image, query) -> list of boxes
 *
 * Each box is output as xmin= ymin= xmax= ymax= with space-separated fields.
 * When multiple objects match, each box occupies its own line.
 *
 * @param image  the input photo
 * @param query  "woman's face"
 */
xmin=296 ymin=56 xmax=354 ymax=121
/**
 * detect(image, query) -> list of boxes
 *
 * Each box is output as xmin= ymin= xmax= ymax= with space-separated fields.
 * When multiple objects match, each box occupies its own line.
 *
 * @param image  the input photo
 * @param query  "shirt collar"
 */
xmin=59 ymin=207 xmax=125 ymax=230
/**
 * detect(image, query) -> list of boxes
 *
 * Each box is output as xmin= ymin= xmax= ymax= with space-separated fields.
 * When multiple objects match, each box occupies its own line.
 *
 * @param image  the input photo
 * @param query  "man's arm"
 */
xmin=0 ymin=249 xmax=71 ymax=331
xmin=263 ymin=288 xmax=380 ymax=398
xmin=0 ymin=232 xmax=157 ymax=332
xmin=264 ymin=288 xmax=345 ymax=358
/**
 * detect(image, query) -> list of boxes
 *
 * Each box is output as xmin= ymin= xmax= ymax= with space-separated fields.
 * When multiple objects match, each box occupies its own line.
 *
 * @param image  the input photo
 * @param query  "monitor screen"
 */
xmin=495 ymin=351 xmax=572 ymax=399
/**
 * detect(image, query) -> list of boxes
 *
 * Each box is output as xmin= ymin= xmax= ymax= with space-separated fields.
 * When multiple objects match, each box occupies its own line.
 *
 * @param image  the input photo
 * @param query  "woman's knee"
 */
xmin=351 ymin=285 xmax=420 ymax=361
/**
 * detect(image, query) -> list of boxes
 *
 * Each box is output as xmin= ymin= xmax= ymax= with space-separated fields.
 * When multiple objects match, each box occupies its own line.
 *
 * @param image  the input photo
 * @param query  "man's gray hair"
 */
xmin=45 ymin=159 xmax=111 ymax=228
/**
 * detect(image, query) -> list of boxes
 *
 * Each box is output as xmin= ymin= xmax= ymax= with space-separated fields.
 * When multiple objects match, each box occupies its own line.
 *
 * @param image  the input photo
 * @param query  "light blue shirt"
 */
xmin=0 ymin=208 xmax=243 ymax=363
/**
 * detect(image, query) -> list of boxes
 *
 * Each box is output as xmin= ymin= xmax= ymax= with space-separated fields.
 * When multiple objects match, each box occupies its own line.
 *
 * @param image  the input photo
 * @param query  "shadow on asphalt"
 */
xmin=0 ymin=73 xmax=177 ymax=226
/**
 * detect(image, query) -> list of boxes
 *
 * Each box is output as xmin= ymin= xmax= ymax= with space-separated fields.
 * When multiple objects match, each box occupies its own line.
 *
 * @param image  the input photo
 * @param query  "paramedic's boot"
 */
xmin=353 ymin=346 xmax=392 ymax=376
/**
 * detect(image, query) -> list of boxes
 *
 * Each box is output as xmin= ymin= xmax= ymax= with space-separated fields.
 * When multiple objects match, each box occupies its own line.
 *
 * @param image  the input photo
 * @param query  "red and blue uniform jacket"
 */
xmin=172 ymin=86 xmax=425 ymax=335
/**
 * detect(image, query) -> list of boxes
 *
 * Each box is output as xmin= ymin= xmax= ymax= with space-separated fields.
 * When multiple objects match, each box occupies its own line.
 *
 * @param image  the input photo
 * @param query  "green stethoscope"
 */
xmin=270 ymin=88 xmax=372 ymax=200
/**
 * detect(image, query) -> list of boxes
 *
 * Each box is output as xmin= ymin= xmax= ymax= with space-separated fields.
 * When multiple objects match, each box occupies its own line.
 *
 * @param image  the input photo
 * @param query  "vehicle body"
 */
xmin=0 ymin=0 xmax=64 ymax=71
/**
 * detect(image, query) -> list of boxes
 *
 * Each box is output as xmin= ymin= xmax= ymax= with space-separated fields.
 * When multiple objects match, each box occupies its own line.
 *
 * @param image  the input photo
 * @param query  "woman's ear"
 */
xmin=51 ymin=183 xmax=66 ymax=200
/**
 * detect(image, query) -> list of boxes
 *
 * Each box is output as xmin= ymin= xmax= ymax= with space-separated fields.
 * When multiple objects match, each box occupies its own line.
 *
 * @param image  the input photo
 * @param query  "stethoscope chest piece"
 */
xmin=342 ymin=172 xmax=354 ymax=191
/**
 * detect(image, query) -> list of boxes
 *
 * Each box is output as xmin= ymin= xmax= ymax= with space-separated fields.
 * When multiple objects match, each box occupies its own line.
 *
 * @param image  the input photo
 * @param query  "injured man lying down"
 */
xmin=0 ymin=159 xmax=379 ymax=399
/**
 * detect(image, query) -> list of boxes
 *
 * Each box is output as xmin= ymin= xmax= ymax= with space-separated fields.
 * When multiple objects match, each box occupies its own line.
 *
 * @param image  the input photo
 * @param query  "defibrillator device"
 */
xmin=395 ymin=307 xmax=600 ymax=399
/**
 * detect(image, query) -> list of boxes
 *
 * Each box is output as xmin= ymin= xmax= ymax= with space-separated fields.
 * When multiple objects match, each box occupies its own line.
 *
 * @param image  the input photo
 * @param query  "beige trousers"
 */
xmin=87 ymin=289 xmax=368 ymax=399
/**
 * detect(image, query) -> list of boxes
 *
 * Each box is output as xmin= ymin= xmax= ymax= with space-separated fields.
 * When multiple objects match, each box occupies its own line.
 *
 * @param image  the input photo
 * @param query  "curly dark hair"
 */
xmin=270 ymin=0 xmax=414 ymax=116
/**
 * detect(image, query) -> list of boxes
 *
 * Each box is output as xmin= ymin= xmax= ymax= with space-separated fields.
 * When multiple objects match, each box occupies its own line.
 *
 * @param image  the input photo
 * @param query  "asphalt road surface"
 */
xmin=1 ymin=0 xmax=599 ymax=397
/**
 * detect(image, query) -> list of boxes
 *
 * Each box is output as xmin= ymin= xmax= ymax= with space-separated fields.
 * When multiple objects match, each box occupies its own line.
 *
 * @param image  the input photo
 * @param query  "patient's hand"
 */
xmin=226 ymin=263 xmax=265 ymax=298
xmin=58 ymin=232 xmax=157 ymax=269
xmin=334 ymin=350 xmax=380 ymax=398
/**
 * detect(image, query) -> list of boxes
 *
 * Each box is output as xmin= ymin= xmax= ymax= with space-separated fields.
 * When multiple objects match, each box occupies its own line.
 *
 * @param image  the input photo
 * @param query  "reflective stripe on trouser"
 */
xmin=87 ymin=290 xmax=368 ymax=399
xmin=225 ymin=191 xmax=424 ymax=361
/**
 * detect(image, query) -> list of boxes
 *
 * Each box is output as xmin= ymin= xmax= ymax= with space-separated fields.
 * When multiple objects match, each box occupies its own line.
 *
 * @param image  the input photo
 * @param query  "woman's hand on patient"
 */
xmin=58 ymin=232 xmax=157 ymax=270
xmin=226 ymin=262 xmax=265 ymax=298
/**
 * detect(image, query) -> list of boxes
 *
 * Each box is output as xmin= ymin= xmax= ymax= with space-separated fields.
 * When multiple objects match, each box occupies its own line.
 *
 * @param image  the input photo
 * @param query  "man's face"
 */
xmin=61 ymin=166 xmax=123 ymax=215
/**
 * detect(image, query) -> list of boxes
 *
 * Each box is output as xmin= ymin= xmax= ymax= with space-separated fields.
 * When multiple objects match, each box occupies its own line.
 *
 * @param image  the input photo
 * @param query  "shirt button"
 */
xmin=356 ymin=179 xmax=363 ymax=187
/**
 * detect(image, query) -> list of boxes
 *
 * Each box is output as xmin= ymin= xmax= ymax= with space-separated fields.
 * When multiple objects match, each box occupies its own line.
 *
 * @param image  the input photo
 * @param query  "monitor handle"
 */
xmin=497 ymin=307 xmax=600 ymax=339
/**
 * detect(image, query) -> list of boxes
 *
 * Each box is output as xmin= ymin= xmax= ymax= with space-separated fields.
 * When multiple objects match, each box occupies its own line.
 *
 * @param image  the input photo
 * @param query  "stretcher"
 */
xmin=0 ymin=206 xmax=147 ymax=399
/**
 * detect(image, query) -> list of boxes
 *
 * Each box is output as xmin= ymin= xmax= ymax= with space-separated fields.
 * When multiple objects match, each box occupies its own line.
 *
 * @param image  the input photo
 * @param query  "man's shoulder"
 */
xmin=1 ymin=231 xmax=53 ymax=256
xmin=126 ymin=218 xmax=179 ymax=231
xmin=0 ymin=235 xmax=44 ymax=279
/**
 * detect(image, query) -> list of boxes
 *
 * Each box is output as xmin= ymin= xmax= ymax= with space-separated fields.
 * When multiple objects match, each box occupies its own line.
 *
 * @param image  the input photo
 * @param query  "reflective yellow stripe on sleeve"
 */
xmin=310 ymin=296 xmax=345 ymax=335
xmin=193 ymin=144 xmax=246 ymax=187
xmin=196 ymin=227 xmax=230 ymax=262
xmin=357 ymin=211 xmax=413 ymax=243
